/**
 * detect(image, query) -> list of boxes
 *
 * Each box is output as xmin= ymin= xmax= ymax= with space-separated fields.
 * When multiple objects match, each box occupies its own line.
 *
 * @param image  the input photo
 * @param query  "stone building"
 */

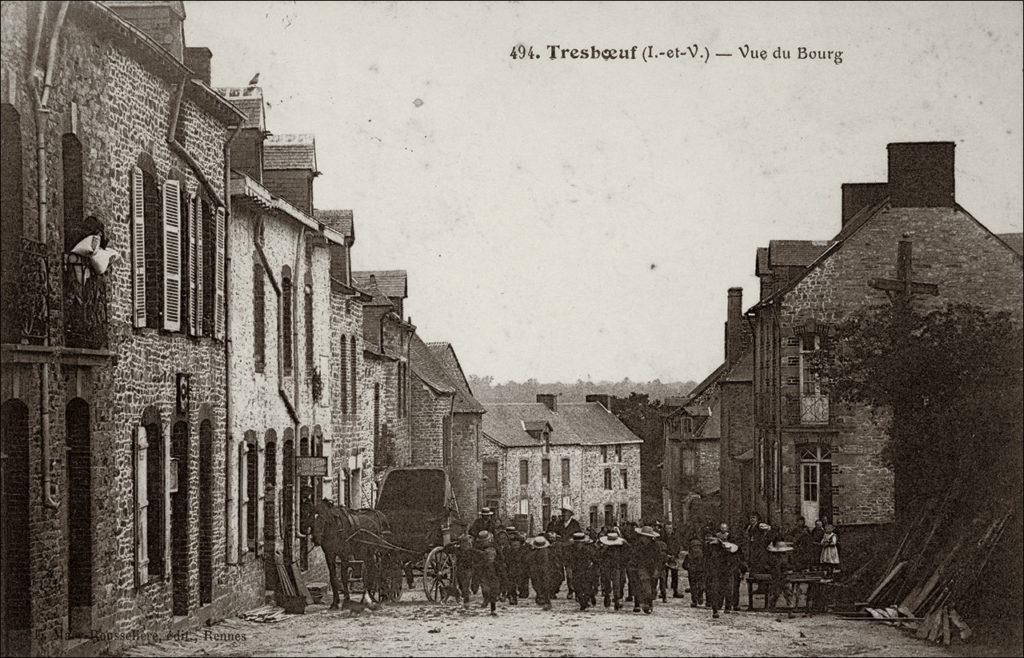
xmin=0 ymin=1 xmax=255 ymax=654
xmin=748 ymin=142 xmax=1024 ymax=561
xmin=426 ymin=341 xmax=486 ymax=520
xmin=351 ymin=271 xmax=415 ymax=501
xmin=481 ymin=395 xmax=642 ymax=535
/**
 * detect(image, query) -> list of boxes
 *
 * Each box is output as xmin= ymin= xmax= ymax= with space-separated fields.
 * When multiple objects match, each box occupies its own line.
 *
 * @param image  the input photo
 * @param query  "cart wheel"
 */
xmin=423 ymin=546 xmax=454 ymax=602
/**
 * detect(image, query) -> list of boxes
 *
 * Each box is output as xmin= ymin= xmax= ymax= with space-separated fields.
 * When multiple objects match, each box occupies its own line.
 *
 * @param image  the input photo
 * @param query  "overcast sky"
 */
xmin=185 ymin=1 xmax=1023 ymax=384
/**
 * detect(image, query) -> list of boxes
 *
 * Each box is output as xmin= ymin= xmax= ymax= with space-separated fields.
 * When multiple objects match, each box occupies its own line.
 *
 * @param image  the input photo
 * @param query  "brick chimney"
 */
xmin=724 ymin=287 xmax=749 ymax=366
xmin=184 ymin=47 xmax=212 ymax=85
xmin=887 ymin=142 xmax=955 ymax=208
xmin=585 ymin=394 xmax=611 ymax=411
xmin=841 ymin=182 xmax=888 ymax=226
xmin=537 ymin=394 xmax=558 ymax=412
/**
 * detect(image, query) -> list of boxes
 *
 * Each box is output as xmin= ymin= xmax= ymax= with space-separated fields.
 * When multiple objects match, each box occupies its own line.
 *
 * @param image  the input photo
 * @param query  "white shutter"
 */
xmin=131 ymin=168 xmax=146 ymax=328
xmin=187 ymin=194 xmax=198 ymax=335
xmin=239 ymin=442 xmax=249 ymax=555
xmin=214 ymin=206 xmax=226 ymax=340
xmin=162 ymin=180 xmax=182 ymax=331
xmin=135 ymin=426 xmax=149 ymax=586
xmin=163 ymin=424 xmax=172 ymax=579
xmin=195 ymin=199 xmax=204 ymax=337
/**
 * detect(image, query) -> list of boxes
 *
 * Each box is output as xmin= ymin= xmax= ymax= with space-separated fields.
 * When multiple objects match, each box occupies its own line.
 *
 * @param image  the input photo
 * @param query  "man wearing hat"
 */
xmin=598 ymin=531 xmax=629 ymax=610
xmin=498 ymin=526 xmax=521 ymax=605
xmin=631 ymin=525 xmax=662 ymax=614
xmin=467 ymin=531 xmax=501 ymax=615
xmin=545 ymin=531 xmax=566 ymax=597
xmin=705 ymin=527 xmax=740 ymax=618
xmin=468 ymin=508 xmax=498 ymax=595
xmin=682 ymin=538 xmax=706 ymax=607
xmin=442 ymin=533 xmax=477 ymax=609
xmin=566 ymin=532 xmax=598 ymax=610
xmin=528 ymin=535 xmax=554 ymax=610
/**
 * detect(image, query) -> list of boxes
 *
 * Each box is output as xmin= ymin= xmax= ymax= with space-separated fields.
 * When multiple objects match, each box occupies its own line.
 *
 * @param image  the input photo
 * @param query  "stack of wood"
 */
xmin=842 ymin=489 xmax=1015 ymax=647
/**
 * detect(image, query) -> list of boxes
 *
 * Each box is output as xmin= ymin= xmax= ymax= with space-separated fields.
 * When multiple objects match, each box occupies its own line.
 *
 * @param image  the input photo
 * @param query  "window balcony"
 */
xmin=63 ymin=253 xmax=108 ymax=349
xmin=784 ymin=393 xmax=830 ymax=426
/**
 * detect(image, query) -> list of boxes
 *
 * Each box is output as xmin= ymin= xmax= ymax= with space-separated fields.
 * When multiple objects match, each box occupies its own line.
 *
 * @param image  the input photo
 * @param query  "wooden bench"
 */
xmin=747 ymin=572 xmax=829 ymax=612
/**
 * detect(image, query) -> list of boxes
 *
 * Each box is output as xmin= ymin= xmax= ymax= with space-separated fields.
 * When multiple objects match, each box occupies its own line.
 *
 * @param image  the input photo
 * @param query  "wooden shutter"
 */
xmin=135 ymin=426 xmax=149 ymax=585
xmin=187 ymin=194 xmax=198 ymax=335
xmin=194 ymin=199 xmax=204 ymax=336
xmin=163 ymin=424 xmax=172 ymax=579
xmin=239 ymin=442 xmax=248 ymax=555
xmin=214 ymin=206 xmax=226 ymax=339
xmin=131 ymin=168 xmax=146 ymax=328
xmin=256 ymin=442 xmax=265 ymax=556
xmin=162 ymin=180 xmax=182 ymax=331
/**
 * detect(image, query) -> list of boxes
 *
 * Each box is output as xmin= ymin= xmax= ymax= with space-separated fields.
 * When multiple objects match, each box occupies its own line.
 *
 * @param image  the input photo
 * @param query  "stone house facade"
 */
xmin=0 ymin=2 xmax=256 ymax=654
xmin=748 ymin=142 xmax=1024 ymax=561
xmin=482 ymin=396 xmax=642 ymax=536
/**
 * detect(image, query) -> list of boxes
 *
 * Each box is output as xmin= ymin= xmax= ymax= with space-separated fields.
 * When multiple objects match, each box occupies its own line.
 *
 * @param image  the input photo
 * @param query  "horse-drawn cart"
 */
xmin=308 ymin=466 xmax=466 ymax=608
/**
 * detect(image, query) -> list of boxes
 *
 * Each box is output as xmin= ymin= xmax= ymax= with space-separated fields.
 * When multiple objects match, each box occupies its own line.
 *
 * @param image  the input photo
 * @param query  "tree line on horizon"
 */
xmin=466 ymin=375 xmax=698 ymax=404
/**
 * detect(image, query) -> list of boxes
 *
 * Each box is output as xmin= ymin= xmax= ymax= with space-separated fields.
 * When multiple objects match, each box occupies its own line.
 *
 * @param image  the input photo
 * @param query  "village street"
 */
xmin=125 ymin=591 xmax=948 ymax=657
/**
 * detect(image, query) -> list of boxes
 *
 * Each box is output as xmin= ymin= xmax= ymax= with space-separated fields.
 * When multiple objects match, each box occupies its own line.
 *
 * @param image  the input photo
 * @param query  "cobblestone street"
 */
xmin=125 ymin=590 xmax=948 ymax=657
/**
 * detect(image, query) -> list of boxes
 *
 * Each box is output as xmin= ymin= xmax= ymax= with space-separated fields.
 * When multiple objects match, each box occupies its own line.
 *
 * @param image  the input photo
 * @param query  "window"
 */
xmin=683 ymin=417 xmax=693 ymax=433
xmin=620 ymin=468 xmax=628 ymax=489
xmin=518 ymin=497 xmax=529 ymax=515
xmin=786 ymin=335 xmax=801 ymax=347
xmin=619 ymin=503 xmax=628 ymax=523
xmin=442 ymin=416 xmax=452 ymax=466
xmin=560 ymin=458 xmax=570 ymax=486
xmin=601 ymin=445 xmax=608 ymax=462
xmin=483 ymin=461 xmax=499 ymax=498
xmin=142 ymin=169 xmax=161 ymax=328
xmin=253 ymin=259 xmax=265 ymax=372
xmin=186 ymin=193 xmax=203 ymax=336
xmin=615 ymin=445 xmax=622 ymax=462
xmin=340 ymin=334 xmax=348 ymax=413
xmin=603 ymin=504 xmax=614 ymax=527
xmin=682 ymin=450 xmax=695 ymax=478
xmin=542 ymin=458 xmax=550 ymax=483
xmin=61 ymin=134 xmax=84 ymax=251
xmin=200 ymin=199 xmax=224 ymax=338
xmin=519 ymin=459 xmax=529 ymax=486
xmin=281 ymin=266 xmax=293 ymax=376
xmin=589 ymin=505 xmax=598 ymax=529
xmin=304 ymin=282 xmax=314 ymax=374
xmin=603 ymin=468 xmax=612 ymax=490
xmin=541 ymin=496 xmax=551 ymax=529
xmin=1 ymin=104 xmax=25 ymax=343
xmin=138 ymin=416 xmax=165 ymax=581
xmin=800 ymin=334 xmax=822 ymax=395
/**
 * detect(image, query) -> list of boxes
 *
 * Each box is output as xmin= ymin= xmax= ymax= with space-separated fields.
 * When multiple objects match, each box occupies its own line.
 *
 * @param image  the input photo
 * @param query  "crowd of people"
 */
xmin=443 ymin=507 xmax=841 ymax=619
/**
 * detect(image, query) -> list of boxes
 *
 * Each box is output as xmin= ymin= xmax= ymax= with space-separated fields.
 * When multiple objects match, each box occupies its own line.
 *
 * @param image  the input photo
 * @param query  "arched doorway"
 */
xmin=298 ymin=427 xmax=310 ymax=571
xmin=66 ymin=398 xmax=92 ymax=636
xmin=1 ymin=399 xmax=31 ymax=656
xmin=171 ymin=420 xmax=190 ymax=616
xmin=263 ymin=430 xmax=277 ymax=587
xmin=198 ymin=420 xmax=213 ymax=605
xmin=141 ymin=407 xmax=164 ymax=581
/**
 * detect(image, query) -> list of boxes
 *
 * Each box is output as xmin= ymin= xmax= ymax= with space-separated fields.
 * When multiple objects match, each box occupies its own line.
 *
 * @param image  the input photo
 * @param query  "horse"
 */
xmin=304 ymin=498 xmax=391 ymax=609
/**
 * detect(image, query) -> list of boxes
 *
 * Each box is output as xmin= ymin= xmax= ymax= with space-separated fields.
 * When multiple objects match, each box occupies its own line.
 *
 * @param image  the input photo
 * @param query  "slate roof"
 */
xmin=216 ymin=87 xmax=264 ymax=130
xmin=998 ymin=232 xmax=1023 ymax=256
xmin=352 ymin=271 xmax=408 ymax=299
xmin=482 ymin=402 xmax=642 ymax=448
xmin=426 ymin=342 xmax=486 ymax=414
xmin=768 ymin=240 xmax=834 ymax=267
xmin=361 ymin=275 xmax=395 ymax=308
xmin=409 ymin=334 xmax=456 ymax=395
xmin=314 ymin=209 xmax=354 ymax=239
xmin=263 ymin=134 xmax=317 ymax=171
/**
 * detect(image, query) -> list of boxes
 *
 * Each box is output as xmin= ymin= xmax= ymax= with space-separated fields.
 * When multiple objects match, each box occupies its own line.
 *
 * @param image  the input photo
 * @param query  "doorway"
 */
xmin=1 ymin=399 xmax=31 ymax=656
xmin=799 ymin=445 xmax=833 ymax=526
xmin=66 ymin=398 xmax=92 ymax=635
xmin=171 ymin=421 xmax=190 ymax=616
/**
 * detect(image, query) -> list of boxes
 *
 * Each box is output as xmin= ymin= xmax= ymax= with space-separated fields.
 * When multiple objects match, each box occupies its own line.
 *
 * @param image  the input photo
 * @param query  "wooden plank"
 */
xmin=867 ymin=561 xmax=906 ymax=605
xmin=942 ymin=606 xmax=951 ymax=646
xmin=948 ymin=608 xmax=973 ymax=641
xmin=289 ymin=563 xmax=312 ymax=603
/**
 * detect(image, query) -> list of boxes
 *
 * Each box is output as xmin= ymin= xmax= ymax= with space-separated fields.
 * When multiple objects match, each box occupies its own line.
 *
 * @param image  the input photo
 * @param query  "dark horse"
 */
xmin=304 ymin=499 xmax=392 ymax=609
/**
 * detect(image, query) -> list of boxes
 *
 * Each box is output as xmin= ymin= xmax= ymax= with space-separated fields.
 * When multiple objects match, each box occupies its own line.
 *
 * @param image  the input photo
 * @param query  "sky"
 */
xmin=184 ymin=1 xmax=1023 ymax=384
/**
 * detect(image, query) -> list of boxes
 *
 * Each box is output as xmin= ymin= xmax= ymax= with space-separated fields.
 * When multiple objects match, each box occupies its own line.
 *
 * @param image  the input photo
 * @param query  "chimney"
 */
xmin=585 ymin=394 xmax=611 ymax=411
xmin=107 ymin=1 xmax=186 ymax=61
xmin=887 ymin=142 xmax=955 ymax=208
xmin=725 ymin=287 xmax=746 ymax=366
xmin=185 ymin=47 xmax=212 ymax=86
xmin=841 ymin=182 xmax=888 ymax=226
xmin=537 ymin=394 xmax=558 ymax=412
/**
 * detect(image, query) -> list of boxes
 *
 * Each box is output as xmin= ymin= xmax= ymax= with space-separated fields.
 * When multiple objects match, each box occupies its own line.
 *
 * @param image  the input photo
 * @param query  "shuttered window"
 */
xmin=186 ymin=194 xmax=203 ymax=336
xmin=282 ymin=267 xmax=293 ymax=376
xmin=194 ymin=197 xmax=203 ymax=336
xmin=135 ymin=426 xmax=149 ymax=585
xmin=162 ymin=180 xmax=181 ymax=331
xmin=561 ymin=458 xmax=570 ymax=486
xmin=304 ymin=283 xmax=314 ymax=373
xmin=253 ymin=259 xmax=266 ymax=372
xmin=131 ymin=168 xmax=146 ymax=327
xmin=340 ymin=334 xmax=348 ymax=414
xmin=349 ymin=336 xmax=357 ymax=414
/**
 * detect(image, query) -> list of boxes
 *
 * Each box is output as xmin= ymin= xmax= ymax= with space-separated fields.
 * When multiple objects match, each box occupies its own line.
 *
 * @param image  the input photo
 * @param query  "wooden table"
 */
xmin=746 ymin=572 xmax=829 ymax=612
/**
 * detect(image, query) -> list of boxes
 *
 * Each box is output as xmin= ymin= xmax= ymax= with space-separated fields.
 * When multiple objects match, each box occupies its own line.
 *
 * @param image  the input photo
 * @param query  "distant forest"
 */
xmin=466 ymin=375 xmax=698 ymax=404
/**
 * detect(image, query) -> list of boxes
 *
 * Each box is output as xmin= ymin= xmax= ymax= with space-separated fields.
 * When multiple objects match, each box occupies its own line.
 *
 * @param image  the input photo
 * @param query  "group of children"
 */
xmin=443 ymin=508 xmax=840 ymax=619
xmin=444 ymin=509 xmax=679 ymax=616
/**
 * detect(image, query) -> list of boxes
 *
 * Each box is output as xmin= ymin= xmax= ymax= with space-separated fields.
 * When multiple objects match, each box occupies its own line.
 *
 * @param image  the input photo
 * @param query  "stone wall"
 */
xmin=719 ymin=380 xmax=754 ymax=527
xmin=409 ymin=374 xmax=451 ymax=467
xmin=449 ymin=412 xmax=482 ymax=520
xmin=0 ymin=4 xmax=264 ymax=654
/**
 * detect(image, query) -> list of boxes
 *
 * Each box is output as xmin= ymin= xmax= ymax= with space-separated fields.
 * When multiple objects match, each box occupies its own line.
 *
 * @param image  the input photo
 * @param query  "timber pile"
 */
xmin=843 ymin=488 xmax=1016 ymax=647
